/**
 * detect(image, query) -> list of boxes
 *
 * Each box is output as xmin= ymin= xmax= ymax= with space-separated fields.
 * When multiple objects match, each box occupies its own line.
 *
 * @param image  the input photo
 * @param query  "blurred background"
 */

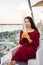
xmin=0 ymin=0 xmax=43 ymax=46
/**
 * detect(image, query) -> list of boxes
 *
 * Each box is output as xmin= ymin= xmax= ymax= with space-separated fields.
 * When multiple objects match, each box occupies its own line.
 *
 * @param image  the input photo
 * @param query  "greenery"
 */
xmin=0 ymin=30 xmax=20 ymax=45
xmin=0 ymin=52 xmax=5 ymax=57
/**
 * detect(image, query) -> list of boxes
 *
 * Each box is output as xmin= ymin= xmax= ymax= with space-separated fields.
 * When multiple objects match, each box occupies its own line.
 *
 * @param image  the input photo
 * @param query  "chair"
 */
xmin=10 ymin=40 xmax=43 ymax=65
xmin=28 ymin=40 xmax=43 ymax=65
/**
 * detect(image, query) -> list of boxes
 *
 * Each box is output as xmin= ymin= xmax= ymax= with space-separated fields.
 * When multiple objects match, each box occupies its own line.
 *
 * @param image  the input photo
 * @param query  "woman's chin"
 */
xmin=26 ymin=27 xmax=30 ymax=29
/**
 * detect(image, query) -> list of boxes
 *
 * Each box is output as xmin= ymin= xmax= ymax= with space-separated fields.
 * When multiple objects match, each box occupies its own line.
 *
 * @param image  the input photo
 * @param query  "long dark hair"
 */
xmin=24 ymin=16 xmax=38 ymax=31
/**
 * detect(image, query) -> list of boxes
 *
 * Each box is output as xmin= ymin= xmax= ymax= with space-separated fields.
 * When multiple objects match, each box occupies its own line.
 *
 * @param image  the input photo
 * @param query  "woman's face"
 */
xmin=24 ymin=18 xmax=31 ymax=29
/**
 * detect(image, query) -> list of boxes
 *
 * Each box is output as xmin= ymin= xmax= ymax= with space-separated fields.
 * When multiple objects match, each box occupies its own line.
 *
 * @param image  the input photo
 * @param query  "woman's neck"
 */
xmin=26 ymin=28 xmax=32 ymax=31
xmin=26 ymin=28 xmax=34 ymax=32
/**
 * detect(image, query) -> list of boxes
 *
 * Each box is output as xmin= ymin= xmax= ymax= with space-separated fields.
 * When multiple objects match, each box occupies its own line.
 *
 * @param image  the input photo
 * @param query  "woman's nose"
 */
xmin=25 ymin=23 xmax=28 ymax=25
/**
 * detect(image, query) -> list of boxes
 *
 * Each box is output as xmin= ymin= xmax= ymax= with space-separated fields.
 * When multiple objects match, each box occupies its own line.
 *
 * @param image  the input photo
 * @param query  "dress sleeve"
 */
xmin=19 ymin=30 xmax=23 ymax=45
xmin=32 ymin=30 xmax=40 ymax=49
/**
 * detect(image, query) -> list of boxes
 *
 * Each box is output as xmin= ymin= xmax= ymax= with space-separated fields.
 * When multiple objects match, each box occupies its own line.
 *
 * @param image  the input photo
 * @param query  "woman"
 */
xmin=11 ymin=16 xmax=40 ymax=65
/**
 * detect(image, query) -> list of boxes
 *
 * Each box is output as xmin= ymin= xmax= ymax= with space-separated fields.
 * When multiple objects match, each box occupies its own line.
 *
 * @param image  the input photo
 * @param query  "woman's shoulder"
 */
xmin=34 ymin=30 xmax=39 ymax=34
xmin=20 ymin=30 xmax=23 ymax=34
xmin=34 ymin=30 xmax=40 ymax=37
xmin=20 ymin=30 xmax=23 ymax=32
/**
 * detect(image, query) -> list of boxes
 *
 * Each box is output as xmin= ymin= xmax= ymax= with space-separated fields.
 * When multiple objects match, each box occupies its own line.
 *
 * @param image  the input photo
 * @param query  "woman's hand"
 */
xmin=22 ymin=32 xmax=30 ymax=39
xmin=26 ymin=35 xmax=32 ymax=43
xmin=22 ymin=33 xmax=32 ymax=43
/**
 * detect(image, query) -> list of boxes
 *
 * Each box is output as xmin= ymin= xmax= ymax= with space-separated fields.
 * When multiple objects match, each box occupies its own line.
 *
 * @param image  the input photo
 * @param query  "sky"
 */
xmin=0 ymin=0 xmax=42 ymax=24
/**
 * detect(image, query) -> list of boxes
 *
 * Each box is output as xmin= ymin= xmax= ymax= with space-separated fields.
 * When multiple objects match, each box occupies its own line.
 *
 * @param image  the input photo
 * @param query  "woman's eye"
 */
xmin=25 ymin=22 xmax=26 ymax=23
xmin=24 ymin=21 xmax=26 ymax=23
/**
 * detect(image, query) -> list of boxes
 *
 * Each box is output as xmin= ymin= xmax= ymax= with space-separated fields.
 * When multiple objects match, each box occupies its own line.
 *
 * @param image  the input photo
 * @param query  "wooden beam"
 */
xmin=32 ymin=1 xmax=43 ymax=7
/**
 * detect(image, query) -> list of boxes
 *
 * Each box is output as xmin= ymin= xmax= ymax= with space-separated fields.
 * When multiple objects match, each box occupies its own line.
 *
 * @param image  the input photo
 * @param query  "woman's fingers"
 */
xmin=22 ymin=33 xmax=30 ymax=39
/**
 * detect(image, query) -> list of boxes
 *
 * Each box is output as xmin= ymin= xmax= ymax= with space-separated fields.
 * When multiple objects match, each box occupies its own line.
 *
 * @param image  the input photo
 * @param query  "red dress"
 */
xmin=11 ymin=30 xmax=40 ymax=62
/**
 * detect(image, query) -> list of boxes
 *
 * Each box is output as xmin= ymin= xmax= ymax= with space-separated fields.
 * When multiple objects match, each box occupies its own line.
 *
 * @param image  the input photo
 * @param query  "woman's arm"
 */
xmin=19 ymin=30 xmax=23 ymax=45
xmin=32 ymin=31 xmax=40 ymax=49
